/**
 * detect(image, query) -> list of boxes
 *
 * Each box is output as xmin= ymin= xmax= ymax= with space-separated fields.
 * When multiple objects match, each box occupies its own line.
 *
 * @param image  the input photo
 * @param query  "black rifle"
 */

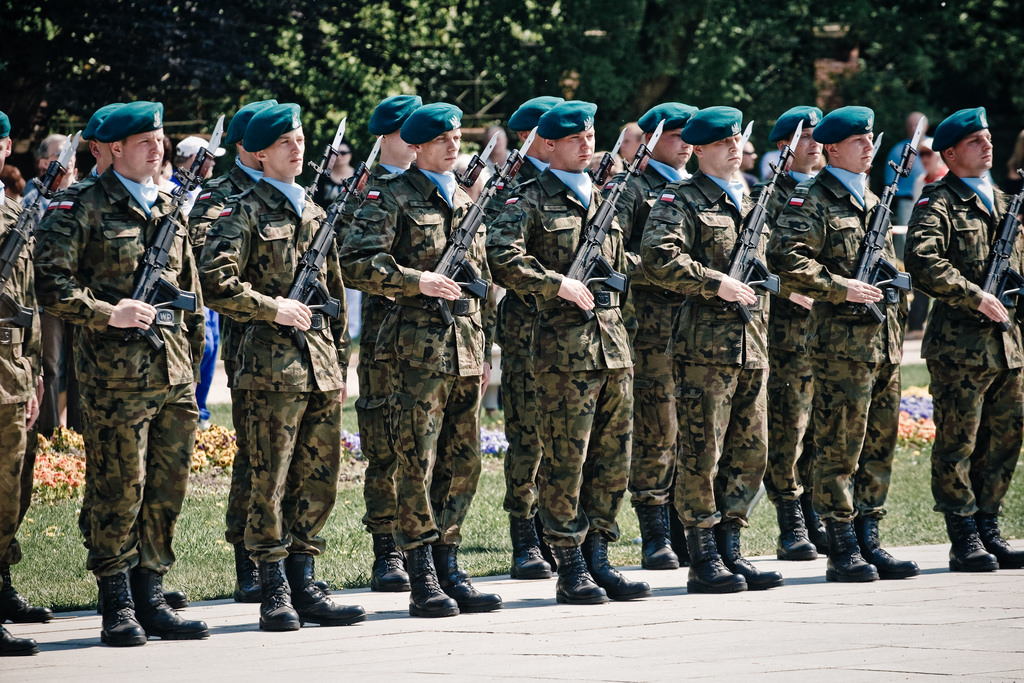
xmin=425 ymin=129 xmax=538 ymax=326
xmin=456 ymin=131 xmax=500 ymax=190
xmin=306 ymin=119 xmax=346 ymax=199
xmin=851 ymin=124 xmax=921 ymax=324
xmin=125 ymin=117 xmax=224 ymax=351
xmin=279 ymin=134 xmax=381 ymax=348
xmin=0 ymin=132 xmax=80 ymax=328
xmin=980 ymin=171 xmax=1024 ymax=332
xmin=589 ymin=128 xmax=626 ymax=187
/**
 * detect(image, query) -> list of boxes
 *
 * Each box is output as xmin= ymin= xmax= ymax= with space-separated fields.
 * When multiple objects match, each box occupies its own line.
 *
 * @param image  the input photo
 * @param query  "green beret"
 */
xmin=95 ymin=101 xmax=164 ymax=143
xmin=82 ymin=103 xmax=124 ymax=142
xmin=508 ymin=96 xmax=564 ymax=132
xmin=225 ymin=100 xmax=278 ymax=146
xmin=0 ymin=110 xmax=9 ymax=139
xmin=638 ymin=102 xmax=698 ymax=134
xmin=769 ymin=105 xmax=822 ymax=143
xmin=369 ymin=95 xmax=423 ymax=136
xmin=933 ymin=107 xmax=988 ymax=152
xmin=400 ymin=103 xmax=463 ymax=145
xmin=243 ymin=103 xmax=302 ymax=153
xmin=681 ymin=106 xmax=743 ymax=145
xmin=812 ymin=106 xmax=874 ymax=144
xmin=536 ymin=101 xmax=597 ymax=140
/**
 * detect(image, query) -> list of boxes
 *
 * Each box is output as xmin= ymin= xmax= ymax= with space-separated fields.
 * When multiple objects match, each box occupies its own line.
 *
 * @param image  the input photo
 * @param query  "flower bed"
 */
xmin=898 ymin=386 xmax=936 ymax=448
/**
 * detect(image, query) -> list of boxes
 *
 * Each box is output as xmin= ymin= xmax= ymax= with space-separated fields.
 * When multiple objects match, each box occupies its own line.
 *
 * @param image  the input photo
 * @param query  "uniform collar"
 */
xmin=690 ymin=170 xmax=751 ymax=214
xmin=99 ymin=167 xmax=171 ymax=222
xmin=538 ymin=168 xmax=600 ymax=219
xmin=943 ymin=173 xmax=1005 ymax=216
xmin=407 ymin=165 xmax=470 ymax=209
xmin=817 ymin=170 xmax=877 ymax=214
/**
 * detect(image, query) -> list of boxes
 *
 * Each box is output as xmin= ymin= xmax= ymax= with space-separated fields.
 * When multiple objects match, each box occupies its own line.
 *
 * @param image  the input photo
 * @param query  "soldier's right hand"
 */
xmin=109 ymin=299 xmax=159 ymax=329
xmin=977 ymin=291 xmax=1010 ymax=324
xmin=558 ymin=277 xmax=594 ymax=310
xmin=788 ymin=292 xmax=814 ymax=310
xmin=274 ymin=297 xmax=313 ymax=330
xmin=717 ymin=276 xmax=757 ymax=306
xmin=419 ymin=272 xmax=462 ymax=301
xmin=845 ymin=279 xmax=883 ymax=304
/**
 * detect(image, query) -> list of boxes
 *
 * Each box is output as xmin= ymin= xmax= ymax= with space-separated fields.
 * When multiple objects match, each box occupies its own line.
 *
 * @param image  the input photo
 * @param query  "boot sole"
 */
xmin=371 ymin=581 xmax=412 ymax=592
xmin=409 ymin=605 xmax=460 ymax=618
xmin=298 ymin=613 xmax=366 ymax=627
xmin=686 ymin=579 xmax=747 ymax=594
xmin=101 ymin=631 xmax=148 ymax=647
xmin=1 ymin=613 xmax=54 ymax=624
xmin=949 ymin=559 xmax=998 ymax=573
xmin=744 ymin=577 xmax=785 ymax=591
xmin=605 ymin=588 xmax=653 ymax=601
xmin=556 ymin=593 xmax=609 ymax=605
xmin=641 ymin=558 xmax=680 ymax=570
xmin=877 ymin=567 xmax=920 ymax=580
xmin=454 ymin=600 xmax=503 ymax=613
xmin=0 ymin=644 xmax=39 ymax=656
xmin=510 ymin=566 xmax=553 ymax=580
xmin=776 ymin=549 xmax=818 ymax=562
xmin=144 ymin=629 xmax=210 ymax=640
xmin=233 ymin=590 xmax=262 ymax=604
xmin=826 ymin=569 xmax=879 ymax=582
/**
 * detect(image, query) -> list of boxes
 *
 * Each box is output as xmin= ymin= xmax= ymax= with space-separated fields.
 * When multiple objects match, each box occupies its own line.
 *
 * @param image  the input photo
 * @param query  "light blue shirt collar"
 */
xmin=236 ymin=157 xmax=263 ymax=183
xmin=379 ymin=163 xmax=406 ymax=175
xmin=0 ymin=181 xmax=5 ymax=207
xmin=789 ymin=170 xmax=814 ymax=184
xmin=420 ymin=169 xmax=457 ymax=207
xmin=647 ymin=159 xmax=684 ymax=183
xmin=550 ymin=169 xmax=593 ymax=210
xmin=263 ymin=177 xmax=306 ymax=217
xmin=826 ymin=165 xmax=867 ymax=208
xmin=961 ymin=176 xmax=995 ymax=213
xmin=113 ymin=170 xmax=159 ymax=216
xmin=527 ymin=156 xmax=549 ymax=172
xmin=90 ymin=167 xmax=99 ymax=178
xmin=705 ymin=173 xmax=746 ymax=210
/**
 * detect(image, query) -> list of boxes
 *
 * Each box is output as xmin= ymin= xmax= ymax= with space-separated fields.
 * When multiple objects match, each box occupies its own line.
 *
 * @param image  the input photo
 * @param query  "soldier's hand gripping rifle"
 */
xmin=425 ymin=129 xmax=538 ymax=326
xmin=851 ymin=121 xmax=921 ymax=324
xmin=726 ymin=120 xmax=785 ymax=323
xmin=589 ymin=128 xmax=625 ymax=186
xmin=280 ymin=126 xmax=381 ymax=349
xmin=125 ymin=117 xmax=224 ymax=351
xmin=0 ymin=131 xmax=81 ymax=328
xmin=980 ymin=171 xmax=1024 ymax=332
xmin=566 ymin=120 xmax=666 ymax=320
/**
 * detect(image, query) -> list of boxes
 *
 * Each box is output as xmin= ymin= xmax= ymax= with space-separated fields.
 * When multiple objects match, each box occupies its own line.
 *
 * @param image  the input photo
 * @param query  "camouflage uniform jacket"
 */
xmin=768 ymin=171 xmax=904 ymax=364
xmin=188 ymin=164 xmax=255 ymax=260
xmin=199 ymin=179 xmax=348 ymax=392
xmin=605 ymin=164 xmax=675 ymax=291
xmin=905 ymin=173 xmax=1024 ymax=368
xmin=340 ymin=165 xmax=495 ymax=377
xmin=486 ymin=169 xmax=632 ymax=373
xmin=33 ymin=169 xmax=204 ymax=390
xmin=0 ymin=198 xmax=41 ymax=403
xmin=640 ymin=170 xmax=768 ymax=368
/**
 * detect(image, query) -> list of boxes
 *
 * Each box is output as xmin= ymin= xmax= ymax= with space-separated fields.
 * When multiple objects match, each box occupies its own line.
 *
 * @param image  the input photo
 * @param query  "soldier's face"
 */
xmin=946 ymin=129 xmax=993 ymax=177
xmin=258 ymin=127 xmax=305 ymax=182
xmin=791 ymin=128 xmax=822 ymax=174
xmin=547 ymin=128 xmax=595 ymax=173
xmin=651 ymin=129 xmax=692 ymax=170
xmin=826 ymin=133 xmax=874 ymax=174
xmin=379 ymin=131 xmax=416 ymax=169
xmin=0 ymin=137 xmax=10 ymax=174
xmin=694 ymin=134 xmax=742 ymax=178
xmin=415 ymin=129 xmax=462 ymax=174
xmin=111 ymin=129 xmax=164 ymax=183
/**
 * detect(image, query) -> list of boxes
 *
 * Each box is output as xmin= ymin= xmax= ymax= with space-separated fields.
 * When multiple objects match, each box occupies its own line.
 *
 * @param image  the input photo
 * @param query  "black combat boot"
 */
xmin=130 ymin=568 xmax=209 ymax=640
xmin=683 ymin=526 xmax=747 ymax=594
xmin=801 ymin=492 xmax=828 ymax=554
xmin=581 ymin=533 xmax=651 ymax=600
xmin=0 ymin=565 xmax=53 ymax=623
xmin=774 ymin=499 xmax=818 ymax=561
xmin=98 ymin=571 xmax=147 ymax=647
xmin=258 ymin=560 xmax=301 ymax=631
xmin=854 ymin=516 xmax=919 ymax=579
xmin=432 ymin=544 xmax=503 ymax=613
xmin=975 ymin=512 xmax=1024 ymax=569
xmin=945 ymin=514 xmax=998 ymax=572
xmin=668 ymin=504 xmax=691 ymax=567
xmin=233 ymin=542 xmax=261 ymax=603
xmin=551 ymin=545 xmax=608 ymax=605
xmin=636 ymin=505 xmax=680 ymax=570
xmin=715 ymin=520 xmax=784 ymax=590
xmin=285 ymin=554 xmax=366 ymax=626
xmin=370 ymin=533 xmax=411 ymax=592
xmin=97 ymin=579 xmax=187 ymax=614
xmin=824 ymin=519 xmax=878 ymax=583
xmin=535 ymin=515 xmax=557 ymax=570
xmin=509 ymin=516 xmax=553 ymax=579
xmin=406 ymin=545 xmax=459 ymax=618
xmin=0 ymin=625 xmax=38 ymax=657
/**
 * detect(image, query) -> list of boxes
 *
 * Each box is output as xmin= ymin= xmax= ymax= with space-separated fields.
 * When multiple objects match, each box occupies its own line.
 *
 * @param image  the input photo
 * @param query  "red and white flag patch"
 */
xmin=789 ymin=197 xmax=805 ymax=207
xmin=504 ymin=197 xmax=519 ymax=205
xmin=219 ymin=207 xmax=233 ymax=217
xmin=917 ymin=197 xmax=930 ymax=207
xmin=366 ymin=190 xmax=381 ymax=201
xmin=659 ymin=193 xmax=675 ymax=203
xmin=198 ymin=192 xmax=212 ymax=201
xmin=604 ymin=182 xmax=617 ymax=191
xmin=495 ymin=182 xmax=505 ymax=190
xmin=48 ymin=200 xmax=75 ymax=211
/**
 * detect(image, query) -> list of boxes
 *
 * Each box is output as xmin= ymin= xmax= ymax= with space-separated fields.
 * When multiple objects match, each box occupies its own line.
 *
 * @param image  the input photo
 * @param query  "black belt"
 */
xmin=0 ymin=327 xmax=25 ymax=345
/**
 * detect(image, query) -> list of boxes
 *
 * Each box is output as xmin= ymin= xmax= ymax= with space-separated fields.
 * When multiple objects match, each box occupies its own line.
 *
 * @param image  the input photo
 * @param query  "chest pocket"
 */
xmin=256 ymin=219 xmax=296 ymax=274
xmin=406 ymin=210 xmax=447 ymax=267
xmin=952 ymin=208 xmax=987 ymax=264
xmin=101 ymin=221 xmax=143 ymax=274
xmin=825 ymin=215 xmax=862 ymax=270
xmin=695 ymin=211 xmax=735 ymax=270
xmin=538 ymin=212 xmax=580 ymax=269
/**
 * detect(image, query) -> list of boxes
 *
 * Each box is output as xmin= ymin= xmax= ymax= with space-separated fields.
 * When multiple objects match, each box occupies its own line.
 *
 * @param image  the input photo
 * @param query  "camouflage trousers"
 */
xmin=535 ymin=367 xmax=632 ymax=547
xmin=0 ymin=403 xmax=36 ymax=567
xmin=223 ymin=359 xmax=251 ymax=545
xmin=389 ymin=363 xmax=483 ymax=551
xmin=765 ymin=346 xmax=815 ymax=503
xmin=810 ymin=359 xmax=899 ymax=522
xmin=674 ymin=363 xmax=767 ymax=528
xmin=80 ymin=382 xmax=197 ymax=577
xmin=356 ymin=342 xmax=398 ymax=534
xmin=928 ymin=360 xmax=1023 ymax=516
xmin=629 ymin=339 xmax=677 ymax=508
xmin=501 ymin=355 xmax=542 ymax=519
xmin=242 ymin=388 xmax=343 ymax=563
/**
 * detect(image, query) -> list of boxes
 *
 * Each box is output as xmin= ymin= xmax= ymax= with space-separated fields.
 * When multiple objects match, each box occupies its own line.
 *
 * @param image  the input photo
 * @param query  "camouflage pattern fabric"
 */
xmin=905 ymin=173 xmax=1024 ymax=516
xmin=0 ymin=421 xmax=38 ymax=568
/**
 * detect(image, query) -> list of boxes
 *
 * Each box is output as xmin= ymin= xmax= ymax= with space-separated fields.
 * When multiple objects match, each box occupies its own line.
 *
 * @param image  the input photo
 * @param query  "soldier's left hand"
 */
xmin=26 ymin=376 xmax=42 ymax=429
xmin=482 ymin=362 xmax=491 ymax=388
xmin=788 ymin=292 xmax=814 ymax=310
xmin=977 ymin=291 xmax=1010 ymax=324
xmin=419 ymin=272 xmax=462 ymax=300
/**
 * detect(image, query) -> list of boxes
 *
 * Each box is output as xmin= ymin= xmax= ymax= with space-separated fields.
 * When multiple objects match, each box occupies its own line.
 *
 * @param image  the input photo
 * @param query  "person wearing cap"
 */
xmin=904 ymin=107 xmax=1024 ymax=572
xmin=342 ymin=102 xmax=501 ymax=618
xmin=341 ymin=94 xmax=421 ymax=594
xmin=488 ymin=100 xmax=650 ymax=606
xmin=642 ymin=106 xmax=782 ymax=595
xmin=82 ymin=103 xmax=123 ymax=178
xmin=768 ymin=105 xmax=918 ymax=584
xmin=755 ymin=105 xmax=828 ymax=562
xmin=34 ymin=101 xmax=209 ymax=645
xmin=200 ymin=103 xmax=364 ymax=632
xmin=0 ymin=110 xmax=46 ymax=657
xmin=186 ymin=99 xmax=276 ymax=603
xmin=604 ymin=101 xmax=697 ymax=573
xmin=482 ymin=95 xmax=562 ymax=582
